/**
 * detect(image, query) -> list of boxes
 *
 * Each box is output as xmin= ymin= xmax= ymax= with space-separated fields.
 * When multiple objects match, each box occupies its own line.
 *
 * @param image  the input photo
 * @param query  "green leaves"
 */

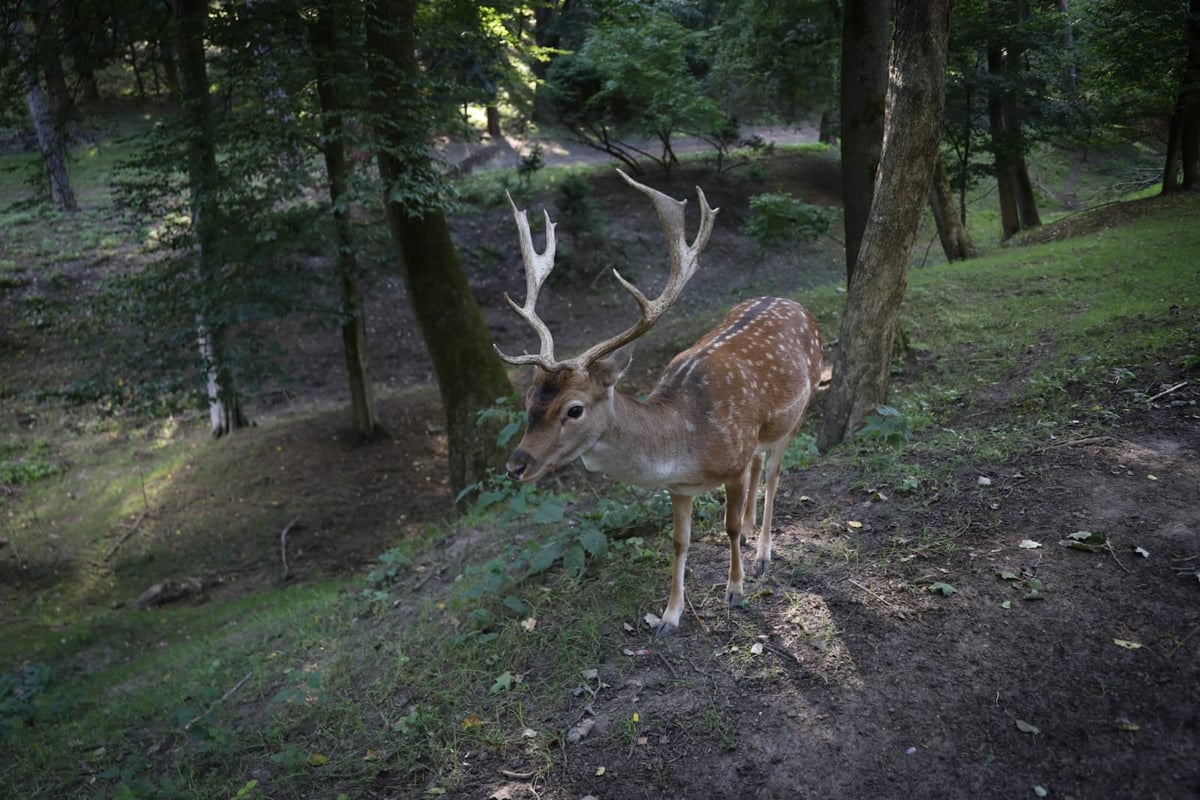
xmin=743 ymin=193 xmax=839 ymax=251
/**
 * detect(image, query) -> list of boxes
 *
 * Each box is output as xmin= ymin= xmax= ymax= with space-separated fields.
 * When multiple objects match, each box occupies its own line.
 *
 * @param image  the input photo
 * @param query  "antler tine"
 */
xmin=567 ymin=170 xmax=719 ymax=370
xmin=494 ymin=192 xmax=560 ymax=370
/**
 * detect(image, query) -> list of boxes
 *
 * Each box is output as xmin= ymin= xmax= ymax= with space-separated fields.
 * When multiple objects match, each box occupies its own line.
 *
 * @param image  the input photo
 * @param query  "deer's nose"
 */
xmin=506 ymin=450 xmax=530 ymax=481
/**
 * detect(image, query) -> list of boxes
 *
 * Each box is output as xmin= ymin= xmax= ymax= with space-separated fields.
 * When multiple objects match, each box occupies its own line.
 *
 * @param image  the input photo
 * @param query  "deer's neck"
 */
xmin=581 ymin=391 xmax=709 ymax=492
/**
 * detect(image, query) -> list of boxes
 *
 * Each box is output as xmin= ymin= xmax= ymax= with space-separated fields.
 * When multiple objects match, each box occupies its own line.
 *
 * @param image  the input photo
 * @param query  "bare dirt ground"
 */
xmin=2 ymin=132 xmax=1197 ymax=799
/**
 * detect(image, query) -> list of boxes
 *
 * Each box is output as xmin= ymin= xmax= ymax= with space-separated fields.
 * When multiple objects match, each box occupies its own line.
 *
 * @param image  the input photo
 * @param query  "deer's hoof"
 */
xmin=655 ymin=621 xmax=679 ymax=638
xmin=726 ymin=591 xmax=744 ymax=607
xmin=755 ymin=559 xmax=770 ymax=578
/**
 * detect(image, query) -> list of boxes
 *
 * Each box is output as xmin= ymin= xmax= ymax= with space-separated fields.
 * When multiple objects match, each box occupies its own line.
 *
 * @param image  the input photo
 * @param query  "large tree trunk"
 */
xmin=310 ymin=0 xmax=380 ymax=440
xmin=839 ymin=0 xmax=890 ymax=285
xmin=1167 ymin=0 xmax=1200 ymax=191
xmin=930 ymin=152 xmax=974 ymax=261
xmin=819 ymin=0 xmax=951 ymax=450
xmin=173 ymin=0 xmax=247 ymax=437
xmin=367 ymin=0 xmax=514 ymax=498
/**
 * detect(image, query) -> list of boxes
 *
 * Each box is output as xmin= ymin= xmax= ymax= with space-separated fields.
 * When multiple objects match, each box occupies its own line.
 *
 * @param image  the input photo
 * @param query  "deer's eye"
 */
xmin=566 ymin=404 xmax=585 ymax=420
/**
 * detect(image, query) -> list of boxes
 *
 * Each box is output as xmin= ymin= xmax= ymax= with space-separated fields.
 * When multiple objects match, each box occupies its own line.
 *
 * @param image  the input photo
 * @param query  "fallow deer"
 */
xmin=496 ymin=170 xmax=823 ymax=635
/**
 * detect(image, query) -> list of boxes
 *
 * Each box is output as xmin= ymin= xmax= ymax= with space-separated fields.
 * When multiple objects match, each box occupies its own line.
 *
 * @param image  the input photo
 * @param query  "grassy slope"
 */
xmin=2 ymin=138 xmax=1198 ymax=797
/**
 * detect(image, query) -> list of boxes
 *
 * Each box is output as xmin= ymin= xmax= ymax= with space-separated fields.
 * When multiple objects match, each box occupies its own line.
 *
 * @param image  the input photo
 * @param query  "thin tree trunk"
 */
xmin=367 ymin=0 xmax=514 ymax=498
xmin=839 ymin=0 xmax=890 ymax=285
xmin=819 ymin=0 xmax=951 ymax=450
xmin=1163 ymin=107 xmax=1183 ymax=193
xmin=310 ymin=0 xmax=380 ymax=440
xmin=486 ymin=105 xmax=502 ymax=138
xmin=1002 ymin=47 xmax=1041 ymax=230
xmin=10 ymin=18 xmax=77 ymax=212
xmin=987 ymin=44 xmax=1020 ymax=240
xmin=930 ymin=152 xmax=974 ymax=261
xmin=173 ymin=0 xmax=247 ymax=437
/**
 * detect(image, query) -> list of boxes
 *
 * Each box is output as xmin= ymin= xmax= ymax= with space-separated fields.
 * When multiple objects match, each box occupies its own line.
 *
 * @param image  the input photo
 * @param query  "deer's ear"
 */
xmin=590 ymin=344 xmax=635 ymax=388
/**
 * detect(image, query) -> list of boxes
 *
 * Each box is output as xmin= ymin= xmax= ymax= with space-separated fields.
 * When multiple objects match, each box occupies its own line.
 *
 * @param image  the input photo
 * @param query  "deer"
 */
xmin=496 ymin=170 xmax=823 ymax=635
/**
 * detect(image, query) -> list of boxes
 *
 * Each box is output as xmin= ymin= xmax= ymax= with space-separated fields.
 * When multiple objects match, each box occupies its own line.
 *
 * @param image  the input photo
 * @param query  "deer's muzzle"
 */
xmin=506 ymin=450 xmax=532 ymax=481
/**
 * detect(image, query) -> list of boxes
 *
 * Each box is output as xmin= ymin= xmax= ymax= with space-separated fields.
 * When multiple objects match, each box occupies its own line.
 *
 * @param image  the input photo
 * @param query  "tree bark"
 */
xmin=172 ymin=0 xmax=247 ymax=437
xmin=10 ymin=17 xmax=77 ymax=212
xmin=367 ymin=0 xmax=514 ymax=498
xmin=819 ymin=0 xmax=951 ymax=450
xmin=310 ymin=0 xmax=380 ymax=440
xmin=839 ymin=0 xmax=890 ymax=285
xmin=929 ymin=152 xmax=974 ymax=261
xmin=986 ymin=43 xmax=1021 ymax=240
xmin=1167 ymin=0 xmax=1200 ymax=191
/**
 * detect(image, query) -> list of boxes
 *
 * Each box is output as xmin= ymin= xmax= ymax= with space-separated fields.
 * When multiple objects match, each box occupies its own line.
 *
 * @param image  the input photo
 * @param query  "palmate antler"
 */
xmin=495 ymin=169 xmax=720 ymax=373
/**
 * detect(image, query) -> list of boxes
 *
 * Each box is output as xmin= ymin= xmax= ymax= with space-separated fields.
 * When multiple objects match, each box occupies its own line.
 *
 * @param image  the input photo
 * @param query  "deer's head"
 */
xmin=497 ymin=171 xmax=718 ymax=482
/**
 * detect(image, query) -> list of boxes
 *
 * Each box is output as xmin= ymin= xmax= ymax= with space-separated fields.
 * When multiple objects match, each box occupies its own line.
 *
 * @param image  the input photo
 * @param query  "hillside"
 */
xmin=1 ymin=140 xmax=1198 ymax=799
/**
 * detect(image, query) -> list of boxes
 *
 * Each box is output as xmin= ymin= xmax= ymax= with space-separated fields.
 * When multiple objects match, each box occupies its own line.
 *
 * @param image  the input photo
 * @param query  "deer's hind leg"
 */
xmin=754 ymin=438 xmax=792 ymax=577
xmin=723 ymin=468 xmax=753 ymax=607
xmin=739 ymin=452 xmax=765 ymax=546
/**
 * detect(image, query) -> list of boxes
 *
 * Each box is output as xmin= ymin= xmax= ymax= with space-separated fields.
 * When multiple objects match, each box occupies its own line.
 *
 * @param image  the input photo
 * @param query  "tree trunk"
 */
xmin=986 ymin=44 xmax=1021 ymax=240
xmin=172 ymin=0 xmax=247 ymax=438
xmin=1163 ymin=106 xmax=1183 ymax=193
xmin=929 ymin=152 xmax=974 ymax=261
xmin=1171 ymin=0 xmax=1200 ymax=190
xmin=839 ymin=0 xmax=890 ymax=285
xmin=1002 ymin=46 xmax=1041 ymax=230
xmin=310 ymin=0 xmax=381 ymax=440
xmin=10 ymin=18 xmax=77 ymax=212
xmin=486 ymin=105 xmax=502 ymax=138
xmin=367 ymin=0 xmax=514 ymax=498
xmin=531 ymin=1 xmax=571 ymax=124
xmin=819 ymin=0 xmax=951 ymax=450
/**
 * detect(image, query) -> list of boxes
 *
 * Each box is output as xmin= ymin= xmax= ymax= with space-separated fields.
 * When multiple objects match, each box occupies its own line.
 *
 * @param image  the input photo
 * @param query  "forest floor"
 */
xmin=1 ymin=129 xmax=1198 ymax=799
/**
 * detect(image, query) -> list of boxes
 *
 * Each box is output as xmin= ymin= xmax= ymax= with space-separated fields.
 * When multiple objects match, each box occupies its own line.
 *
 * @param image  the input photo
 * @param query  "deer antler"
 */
xmin=567 ymin=170 xmax=718 ymax=370
xmin=494 ymin=192 xmax=560 ymax=370
xmin=496 ymin=172 xmax=719 ymax=373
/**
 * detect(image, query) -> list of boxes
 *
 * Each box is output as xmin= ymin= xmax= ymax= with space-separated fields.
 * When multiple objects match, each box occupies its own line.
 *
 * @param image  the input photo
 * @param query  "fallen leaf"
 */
xmin=595 ymin=766 xmax=606 ymax=776
xmin=520 ymin=617 xmax=537 ymax=632
xmin=1018 ymin=539 xmax=1042 ymax=549
xmin=637 ymin=735 xmax=648 ymax=746
xmin=977 ymin=476 xmax=993 ymax=486
xmin=522 ymin=728 xmax=538 ymax=738
xmin=308 ymin=752 xmax=329 ymax=767
xmin=1133 ymin=546 xmax=1150 ymax=558
xmin=750 ymin=642 xmax=764 ymax=655
xmin=997 ymin=569 xmax=1020 ymax=581
xmin=927 ymin=581 xmax=958 ymax=597
xmin=462 ymin=714 xmax=483 ymax=730
xmin=580 ymin=668 xmax=599 ymax=681
xmin=643 ymin=612 xmax=662 ymax=628
xmin=1061 ymin=530 xmax=1108 ymax=553
xmin=1113 ymin=717 xmax=1140 ymax=732
xmin=1113 ymin=639 xmax=1143 ymax=650
xmin=1001 ymin=600 xmax=1012 ymax=609
xmin=847 ymin=520 xmax=864 ymax=529
xmin=1015 ymin=719 xmax=1040 ymax=735
xmin=1033 ymin=786 xmax=1048 ymax=798
xmin=363 ymin=749 xmax=380 ymax=761
xmin=631 ymin=712 xmax=640 ymax=723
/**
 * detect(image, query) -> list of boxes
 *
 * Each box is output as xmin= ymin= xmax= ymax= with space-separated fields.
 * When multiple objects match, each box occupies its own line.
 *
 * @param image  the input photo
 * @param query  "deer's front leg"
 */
xmin=658 ymin=493 xmax=693 ymax=637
